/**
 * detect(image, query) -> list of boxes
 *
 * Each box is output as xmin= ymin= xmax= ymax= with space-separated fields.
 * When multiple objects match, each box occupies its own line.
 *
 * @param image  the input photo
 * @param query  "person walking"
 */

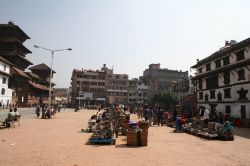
xmin=203 ymin=108 xmax=210 ymax=128
xmin=147 ymin=106 xmax=153 ymax=126
xmin=157 ymin=107 xmax=164 ymax=126
xmin=143 ymin=105 xmax=149 ymax=121
xmin=173 ymin=109 xmax=177 ymax=122
xmin=35 ymin=105 xmax=41 ymax=118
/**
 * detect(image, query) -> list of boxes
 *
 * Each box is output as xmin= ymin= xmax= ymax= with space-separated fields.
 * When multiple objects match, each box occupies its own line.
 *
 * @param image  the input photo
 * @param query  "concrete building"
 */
xmin=71 ymin=68 xmax=106 ymax=107
xmin=106 ymin=73 xmax=128 ymax=105
xmin=0 ymin=57 xmax=12 ymax=107
xmin=191 ymin=38 xmax=250 ymax=119
xmin=137 ymin=81 xmax=148 ymax=104
xmin=142 ymin=63 xmax=188 ymax=99
xmin=128 ymin=78 xmax=138 ymax=104
xmin=71 ymin=64 xmax=130 ymax=106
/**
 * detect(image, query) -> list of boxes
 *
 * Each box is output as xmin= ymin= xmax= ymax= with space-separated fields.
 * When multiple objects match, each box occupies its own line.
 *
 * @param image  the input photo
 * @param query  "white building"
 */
xmin=0 ymin=57 xmax=12 ymax=107
xmin=191 ymin=39 xmax=250 ymax=119
xmin=137 ymin=82 xmax=148 ymax=104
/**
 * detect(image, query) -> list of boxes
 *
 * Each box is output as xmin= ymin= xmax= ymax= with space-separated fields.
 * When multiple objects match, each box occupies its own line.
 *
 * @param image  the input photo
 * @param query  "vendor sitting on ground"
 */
xmin=215 ymin=112 xmax=224 ymax=131
xmin=175 ymin=117 xmax=185 ymax=132
xmin=2 ymin=109 xmax=15 ymax=127
xmin=88 ymin=115 xmax=96 ymax=129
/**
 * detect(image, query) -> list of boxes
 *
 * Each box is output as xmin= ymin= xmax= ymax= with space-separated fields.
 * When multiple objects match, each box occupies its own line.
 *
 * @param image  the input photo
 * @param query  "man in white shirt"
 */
xmin=203 ymin=108 xmax=209 ymax=128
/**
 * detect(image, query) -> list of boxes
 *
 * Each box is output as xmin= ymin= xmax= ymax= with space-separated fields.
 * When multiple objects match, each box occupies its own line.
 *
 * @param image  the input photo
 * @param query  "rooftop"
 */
xmin=0 ymin=22 xmax=30 ymax=40
xmin=29 ymin=63 xmax=56 ymax=73
xmin=191 ymin=37 xmax=250 ymax=68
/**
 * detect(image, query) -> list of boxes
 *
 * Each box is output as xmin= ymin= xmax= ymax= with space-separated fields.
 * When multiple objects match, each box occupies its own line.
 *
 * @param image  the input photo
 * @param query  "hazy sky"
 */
xmin=1 ymin=0 xmax=250 ymax=88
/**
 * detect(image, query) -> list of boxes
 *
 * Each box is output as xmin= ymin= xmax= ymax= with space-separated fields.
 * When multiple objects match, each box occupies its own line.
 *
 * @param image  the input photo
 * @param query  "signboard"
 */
xmin=84 ymin=92 xmax=93 ymax=99
xmin=96 ymin=98 xmax=106 ymax=101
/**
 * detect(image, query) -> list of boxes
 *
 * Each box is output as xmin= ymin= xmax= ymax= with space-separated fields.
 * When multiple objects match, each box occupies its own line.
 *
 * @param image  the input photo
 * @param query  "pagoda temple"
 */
xmin=0 ymin=22 xmax=53 ymax=107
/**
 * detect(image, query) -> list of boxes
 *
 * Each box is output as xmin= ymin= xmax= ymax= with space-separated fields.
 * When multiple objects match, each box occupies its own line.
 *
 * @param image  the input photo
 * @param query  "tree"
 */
xmin=151 ymin=91 xmax=178 ymax=109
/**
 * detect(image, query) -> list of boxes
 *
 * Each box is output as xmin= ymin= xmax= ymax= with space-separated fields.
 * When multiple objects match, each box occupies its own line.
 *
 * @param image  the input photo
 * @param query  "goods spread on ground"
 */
xmin=83 ymin=106 xmax=149 ymax=146
xmin=166 ymin=116 xmax=234 ymax=141
xmin=86 ymin=106 xmax=130 ymax=145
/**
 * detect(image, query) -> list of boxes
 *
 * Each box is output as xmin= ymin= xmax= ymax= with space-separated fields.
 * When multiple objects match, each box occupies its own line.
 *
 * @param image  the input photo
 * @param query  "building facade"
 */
xmin=71 ymin=69 xmax=106 ymax=107
xmin=128 ymin=79 xmax=138 ymax=104
xmin=71 ymin=65 xmax=130 ymax=106
xmin=0 ymin=57 xmax=12 ymax=107
xmin=106 ymin=73 xmax=128 ymax=105
xmin=137 ymin=81 xmax=148 ymax=104
xmin=142 ymin=63 xmax=189 ymax=99
xmin=191 ymin=39 xmax=250 ymax=119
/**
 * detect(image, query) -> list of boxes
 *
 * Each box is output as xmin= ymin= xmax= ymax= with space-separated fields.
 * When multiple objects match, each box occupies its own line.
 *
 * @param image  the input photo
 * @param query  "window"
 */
xmin=215 ymin=59 xmax=221 ymax=68
xmin=223 ymin=56 xmax=230 ymax=66
xmin=198 ymin=68 xmax=202 ymax=74
xmin=241 ymin=105 xmax=246 ymax=119
xmin=238 ymin=69 xmax=245 ymax=80
xmin=2 ymin=77 xmax=6 ymax=84
xmin=206 ymin=76 xmax=218 ymax=89
xmin=223 ymin=71 xmax=230 ymax=85
xmin=238 ymin=88 xmax=248 ymax=100
xmin=205 ymin=94 xmax=209 ymax=101
xmin=3 ymin=65 xmax=6 ymax=71
xmin=236 ymin=50 xmax=245 ymax=61
xmin=224 ymin=88 xmax=231 ymax=98
xmin=206 ymin=63 xmax=211 ymax=71
xmin=1 ymin=88 xmax=5 ymax=95
xmin=225 ymin=105 xmax=231 ymax=116
xmin=198 ymin=79 xmax=202 ymax=89
xmin=217 ymin=92 xmax=222 ymax=101
xmin=199 ymin=92 xmax=203 ymax=100
xmin=210 ymin=90 xmax=215 ymax=99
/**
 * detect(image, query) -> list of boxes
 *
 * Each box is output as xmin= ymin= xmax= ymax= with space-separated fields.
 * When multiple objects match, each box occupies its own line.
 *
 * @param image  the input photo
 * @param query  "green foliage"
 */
xmin=151 ymin=91 xmax=178 ymax=108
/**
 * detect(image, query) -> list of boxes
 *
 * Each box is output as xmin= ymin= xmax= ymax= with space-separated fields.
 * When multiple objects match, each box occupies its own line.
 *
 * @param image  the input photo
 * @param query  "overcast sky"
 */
xmin=1 ymin=0 xmax=250 ymax=88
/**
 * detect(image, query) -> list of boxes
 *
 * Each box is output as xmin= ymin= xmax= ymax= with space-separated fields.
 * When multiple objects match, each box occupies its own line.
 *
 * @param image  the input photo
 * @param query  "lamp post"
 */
xmin=34 ymin=45 xmax=72 ymax=108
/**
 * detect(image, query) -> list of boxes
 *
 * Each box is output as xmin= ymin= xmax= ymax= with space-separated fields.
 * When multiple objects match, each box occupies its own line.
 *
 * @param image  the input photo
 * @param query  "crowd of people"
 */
xmin=35 ymin=104 xmax=62 ymax=119
xmin=173 ymin=107 xmax=228 ymax=132
xmin=136 ymin=105 xmax=166 ymax=127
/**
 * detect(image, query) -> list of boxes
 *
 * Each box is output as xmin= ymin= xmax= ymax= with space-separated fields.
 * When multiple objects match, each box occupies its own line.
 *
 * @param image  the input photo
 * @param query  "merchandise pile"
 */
xmin=126 ymin=120 xmax=149 ymax=146
xmin=87 ymin=105 xmax=130 ymax=145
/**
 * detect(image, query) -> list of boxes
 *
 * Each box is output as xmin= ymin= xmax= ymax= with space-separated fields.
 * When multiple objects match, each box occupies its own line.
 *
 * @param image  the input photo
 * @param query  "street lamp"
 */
xmin=34 ymin=45 xmax=72 ymax=108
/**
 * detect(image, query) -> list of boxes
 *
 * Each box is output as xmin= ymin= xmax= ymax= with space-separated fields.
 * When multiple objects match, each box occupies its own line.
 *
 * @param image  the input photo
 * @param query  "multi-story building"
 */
xmin=0 ymin=57 xmax=12 ymax=108
xmin=191 ymin=39 xmax=250 ymax=119
xmin=142 ymin=63 xmax=188 ymax=99
xmin=128 ymin=78 xmax=138 ymax=104
xmin=106 ymin=73 xmax=128 ymax=105
xmin=137 ymin=81 xmax=148 ymax=104
xmin=71 ymin=64 xmax=151 ymax=106
xmin=71 ymin=68 xmax=106 ymax=107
